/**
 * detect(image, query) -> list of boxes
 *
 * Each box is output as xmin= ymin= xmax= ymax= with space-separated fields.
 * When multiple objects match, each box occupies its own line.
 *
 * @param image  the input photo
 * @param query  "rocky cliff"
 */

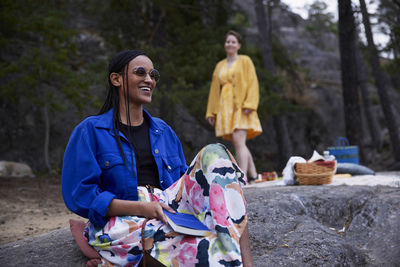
xmin=1 ymin=1 xmax=399 ymax=175
xmin=234 ymin=0 xmax=400 ymax=171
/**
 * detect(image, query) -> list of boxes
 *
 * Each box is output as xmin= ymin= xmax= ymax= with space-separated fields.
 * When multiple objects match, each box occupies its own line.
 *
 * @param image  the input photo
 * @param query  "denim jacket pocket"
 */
xmin=161 ymin=155 xmax=182 ymax=183
xmin=99 ymin=153 xmax=126 ymax=169
xmin=98 ymin=153 xmax=132 ymax=194
xmin=162 ymin=156 xmax=181 ymax=172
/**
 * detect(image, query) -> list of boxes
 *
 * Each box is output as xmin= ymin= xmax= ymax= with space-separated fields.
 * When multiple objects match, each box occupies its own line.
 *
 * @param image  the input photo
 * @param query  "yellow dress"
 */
xmin=215 ymin=60 xmax=262 ymax=140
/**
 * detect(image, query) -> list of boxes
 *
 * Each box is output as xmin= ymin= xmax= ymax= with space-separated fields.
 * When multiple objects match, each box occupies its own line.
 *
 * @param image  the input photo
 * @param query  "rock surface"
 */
xmin=1 ymin=185 xmax=399 ymax=266
xmin=0 ymin=227 xmax=86 ymax=266
xmin=246 ymin=185 xmax=400 ymax=267
xmin=0 ymin=161 xmax=35 ymax=178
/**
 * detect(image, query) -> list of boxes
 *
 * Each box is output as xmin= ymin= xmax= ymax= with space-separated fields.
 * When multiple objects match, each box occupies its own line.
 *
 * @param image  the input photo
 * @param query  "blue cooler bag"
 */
xmin=327 ymin=137 xmax=359 ymax=164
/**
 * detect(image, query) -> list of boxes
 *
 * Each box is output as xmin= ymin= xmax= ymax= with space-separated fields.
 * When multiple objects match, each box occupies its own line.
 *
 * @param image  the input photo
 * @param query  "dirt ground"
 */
xmin=0 ymin=176 xmax=84 ymax=245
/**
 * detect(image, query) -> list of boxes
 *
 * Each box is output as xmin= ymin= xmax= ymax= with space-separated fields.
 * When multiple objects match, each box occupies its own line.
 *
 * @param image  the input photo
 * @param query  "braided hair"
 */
xmin=99 ymin=50 xmax=146 ymax=167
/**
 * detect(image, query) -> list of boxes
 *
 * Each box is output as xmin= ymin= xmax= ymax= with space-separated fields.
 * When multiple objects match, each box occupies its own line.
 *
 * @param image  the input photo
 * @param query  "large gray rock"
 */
xmin=1 ymin=185 xmax=399 ymax=266
xmin=0 ymin=227 xmax=86 ymax=266
xmin=247 ymin=185 xmax=400 ymax=266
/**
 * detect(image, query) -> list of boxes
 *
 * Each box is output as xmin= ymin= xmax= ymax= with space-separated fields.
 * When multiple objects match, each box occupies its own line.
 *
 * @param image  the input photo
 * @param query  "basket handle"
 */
xmin=334 ymin=136 xmax=349 ymax=148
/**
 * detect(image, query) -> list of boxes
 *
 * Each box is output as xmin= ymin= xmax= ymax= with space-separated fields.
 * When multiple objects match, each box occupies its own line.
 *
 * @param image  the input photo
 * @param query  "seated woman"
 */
xmin=62 ymin=50 xmax=253 ymax=267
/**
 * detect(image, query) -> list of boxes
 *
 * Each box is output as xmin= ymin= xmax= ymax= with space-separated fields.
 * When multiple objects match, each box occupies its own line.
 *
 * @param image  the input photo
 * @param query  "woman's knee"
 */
xmin=232 ymin=130 xmax=247 ymax=147
xmin=202 ymin=143 xmax=230 ymax=159
xmin=203 ymin=143 xmax=226 ymax=153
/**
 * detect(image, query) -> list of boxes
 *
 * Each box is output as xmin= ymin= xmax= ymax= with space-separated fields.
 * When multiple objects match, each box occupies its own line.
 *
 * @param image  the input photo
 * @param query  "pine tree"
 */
xmin=254 ymin=0 xmax=293 ymax=167
xmin=359 ymin=0 xmax=400 ymax=161
xmin=338 ymin=0 xmax=363 ymax=154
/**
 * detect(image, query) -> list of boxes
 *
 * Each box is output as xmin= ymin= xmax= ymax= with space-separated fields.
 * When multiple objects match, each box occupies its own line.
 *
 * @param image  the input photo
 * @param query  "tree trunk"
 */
xmin=359 ymin=0 xmax=400 ymax=161
xmin=338 ymin=0 xmax=364 ymax=157
xmin=355 ymin=46 xmax=383 ymax=151
xmin=43 ymin=102 xmax=52 ymax=176
xmin=254 ymin=0 xmax=292 ymax=166
xmin=255 ymin=0 xmax=275 ymax=74
xmin=391 ymin=32 xmax=398 ymax=60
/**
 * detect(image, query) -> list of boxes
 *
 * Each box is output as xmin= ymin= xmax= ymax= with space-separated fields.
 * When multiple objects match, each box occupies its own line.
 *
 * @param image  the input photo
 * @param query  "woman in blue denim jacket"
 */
xmin=62 ymin=50 xmax=253 ymax=267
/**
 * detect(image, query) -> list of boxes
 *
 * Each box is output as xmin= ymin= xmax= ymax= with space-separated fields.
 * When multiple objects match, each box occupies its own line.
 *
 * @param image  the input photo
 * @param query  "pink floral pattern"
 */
xmin=191 ymin=184 xmax=205 ymax=213
xmin=87 ymin=144 xmax=248 ymax=267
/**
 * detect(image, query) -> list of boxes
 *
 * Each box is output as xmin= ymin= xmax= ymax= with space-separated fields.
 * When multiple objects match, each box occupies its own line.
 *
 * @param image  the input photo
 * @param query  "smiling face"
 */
xmin=224 ymin=34 xmax=241 ymax=56
xmin=113 ymin=55 xmax=156 ymax=108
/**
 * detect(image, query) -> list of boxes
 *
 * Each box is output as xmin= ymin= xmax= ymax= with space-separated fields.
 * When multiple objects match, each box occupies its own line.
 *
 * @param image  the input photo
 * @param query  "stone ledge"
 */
xmin=1 ymin=185 xmax=399 ymax=266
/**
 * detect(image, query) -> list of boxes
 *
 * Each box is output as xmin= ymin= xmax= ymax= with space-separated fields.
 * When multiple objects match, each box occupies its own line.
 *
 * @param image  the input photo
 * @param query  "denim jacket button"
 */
xmin=155 ymin=149 xmax=159 ymax=154
xmin=105 ymin=161 xmax=110 ymax=167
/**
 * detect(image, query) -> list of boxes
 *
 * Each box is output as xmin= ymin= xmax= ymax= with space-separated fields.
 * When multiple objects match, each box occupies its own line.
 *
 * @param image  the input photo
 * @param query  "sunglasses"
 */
xmin=132 ymin=67 xmax=160 ymax=82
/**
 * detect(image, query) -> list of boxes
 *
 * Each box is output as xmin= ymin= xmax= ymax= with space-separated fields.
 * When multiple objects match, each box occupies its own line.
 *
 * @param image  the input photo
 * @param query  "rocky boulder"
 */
xmin=0 ymin=185 xmax=399 ymax=266
xmin=0 ymin=161 xmax=35 ymax=178
xmin=247 ymin=185 xmax=399 ymax=266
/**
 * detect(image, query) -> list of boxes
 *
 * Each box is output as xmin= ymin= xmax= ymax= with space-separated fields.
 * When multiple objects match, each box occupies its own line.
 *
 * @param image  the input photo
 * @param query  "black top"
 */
xmin=117 ymin=118 xmax=160 ymax=188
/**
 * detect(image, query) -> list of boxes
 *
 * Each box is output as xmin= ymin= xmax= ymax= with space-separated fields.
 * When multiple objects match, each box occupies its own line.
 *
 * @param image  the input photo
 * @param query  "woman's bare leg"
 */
xmin=240 ymin=223 xmax=254 ymax=267
xmin=246 ymin=151 xmax=257 ymax=179
xmin=232 ymin=130 xmax=249 ymax=175
xmin=232 ymin=130 xmax=257 ymax=180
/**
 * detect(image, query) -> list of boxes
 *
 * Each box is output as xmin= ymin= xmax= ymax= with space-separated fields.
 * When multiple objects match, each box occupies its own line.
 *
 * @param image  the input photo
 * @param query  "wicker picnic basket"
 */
xmin=294 ymin=160 xmax=337 ymax=185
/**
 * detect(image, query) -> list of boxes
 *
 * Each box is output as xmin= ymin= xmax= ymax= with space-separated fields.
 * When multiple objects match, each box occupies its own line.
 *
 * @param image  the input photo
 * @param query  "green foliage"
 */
xmin=245 ymin=35 xmax=306 ymax=118
xmin=66 ymin=0 xmax=302 ymax=125
xmin=79 ymin=0 xmax=235 ymax=123
xmin=382 ymin=58 xmax=400 ymax=94
xmin=377 ymin=0 xmax=400 ymax=59
xmin=370 ymin=92 xmax=380 ymax=105
xmin=0 ymin=0 xmax=93 ymax=116
xmin=375 ymin=0 xmax=400 ymax=94
xmin=0 ymin=0 xmax=309 ymax=127
xmin=155 ymin=7 xmax=230 ymax=122
xmin=304 ymin=1 xmax=338 ymax=42
xmin=1 ymin=0 xmax=311 ymax=173
xmin=232 ymin=11 xmax=251 ymax=28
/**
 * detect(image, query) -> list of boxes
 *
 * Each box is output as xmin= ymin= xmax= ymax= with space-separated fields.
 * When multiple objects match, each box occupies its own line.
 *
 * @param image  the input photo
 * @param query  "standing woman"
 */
xmin=62 ymin=50 xmax=253 ymax=266
xmin=206 ymin=30 xmax=262 ymax=182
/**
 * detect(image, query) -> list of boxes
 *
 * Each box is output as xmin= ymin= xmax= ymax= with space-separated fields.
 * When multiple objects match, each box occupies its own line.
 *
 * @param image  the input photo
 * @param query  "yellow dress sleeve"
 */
xmin=206 ymin=62 xmax=223 ymax=119
xmin=242 ymin=56 xmax=259 ymax=110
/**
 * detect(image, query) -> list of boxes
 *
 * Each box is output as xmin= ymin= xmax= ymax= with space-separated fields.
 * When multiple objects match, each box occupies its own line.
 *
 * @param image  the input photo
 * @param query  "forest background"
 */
xmin=1 ymin=0 xmax=399 ymax=177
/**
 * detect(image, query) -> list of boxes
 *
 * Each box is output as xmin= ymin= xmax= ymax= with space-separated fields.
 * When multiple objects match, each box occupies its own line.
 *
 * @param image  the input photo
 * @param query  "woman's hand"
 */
xmin=106 ymin=199 xmax=176 ymax=225
xmin=243 ymin=108 xmax=253 ymax=115
xmin=141 ymin=202 xmax=176 ymax=224
xmin=207 ymin=117 xmax=216 ymax=127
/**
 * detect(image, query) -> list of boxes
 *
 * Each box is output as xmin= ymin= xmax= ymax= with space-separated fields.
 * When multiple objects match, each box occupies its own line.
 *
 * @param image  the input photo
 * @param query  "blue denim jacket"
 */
xmin=61 ymin=109 xmax=187 ymax=227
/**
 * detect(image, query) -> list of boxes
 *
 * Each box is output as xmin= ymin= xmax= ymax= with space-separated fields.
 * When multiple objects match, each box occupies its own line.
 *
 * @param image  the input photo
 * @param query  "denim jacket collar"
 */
xmin=94 ymin=108 xmax=164 ymax=138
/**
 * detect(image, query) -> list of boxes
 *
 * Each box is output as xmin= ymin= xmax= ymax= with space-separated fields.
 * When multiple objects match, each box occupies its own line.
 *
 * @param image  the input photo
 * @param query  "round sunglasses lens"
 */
xmin=150 ymin=69 xmax=160 ymax=81
xmin=134 ymin=67 xmax=147 ymax=76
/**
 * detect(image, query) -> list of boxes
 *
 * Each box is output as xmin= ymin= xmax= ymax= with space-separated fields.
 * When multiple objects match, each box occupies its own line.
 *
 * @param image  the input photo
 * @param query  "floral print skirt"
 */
xmin=86 ymin=143 xmax=248 ymax=267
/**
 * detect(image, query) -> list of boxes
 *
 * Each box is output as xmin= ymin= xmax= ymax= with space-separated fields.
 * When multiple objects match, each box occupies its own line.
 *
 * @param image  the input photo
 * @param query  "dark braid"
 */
xmin=99 ymin=49 xmax=146 ymax=115
xmin=98 ymin=50 xmax=146 ymax=169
